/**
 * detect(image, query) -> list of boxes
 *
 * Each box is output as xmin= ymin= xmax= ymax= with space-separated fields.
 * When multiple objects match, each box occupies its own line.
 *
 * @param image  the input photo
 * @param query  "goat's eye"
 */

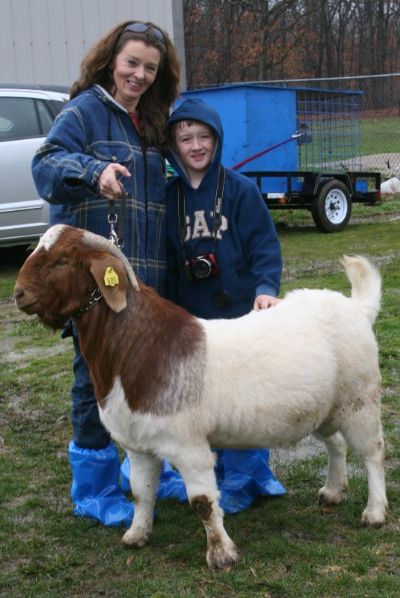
xmin=55 ymin=258 xmax=69 ymax=268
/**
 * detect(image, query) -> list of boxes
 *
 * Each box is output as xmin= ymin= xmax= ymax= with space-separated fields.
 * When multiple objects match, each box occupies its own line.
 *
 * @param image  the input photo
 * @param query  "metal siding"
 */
xmin=171 ymin=0 xmax=186 ymax=89
xmin=247 ymin=87 xmax=298 ymax=172
xmin=63 ymin=6 xmax=86 ymax=84
xmin=2 ymin=0 xmax=36 ymax=82
xmin=0 ymin=0 xmax=18 ymax=82
xmin=181 ymin=85 xmax=298 ymax=172
xmin=0 ymin=0 xmax=184 ymax=86
xmin=29 ymin=0 xmax=54 ymax=83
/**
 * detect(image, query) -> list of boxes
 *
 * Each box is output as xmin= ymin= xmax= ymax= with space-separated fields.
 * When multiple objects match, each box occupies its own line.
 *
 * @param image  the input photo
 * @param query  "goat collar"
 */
xmin=74 ymin=287 xmax=103 ymax=318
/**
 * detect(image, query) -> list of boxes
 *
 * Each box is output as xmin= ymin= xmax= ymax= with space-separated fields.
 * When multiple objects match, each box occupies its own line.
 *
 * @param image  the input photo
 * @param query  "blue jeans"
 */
xmin=63 ymin=321 xmax=110 ymax=449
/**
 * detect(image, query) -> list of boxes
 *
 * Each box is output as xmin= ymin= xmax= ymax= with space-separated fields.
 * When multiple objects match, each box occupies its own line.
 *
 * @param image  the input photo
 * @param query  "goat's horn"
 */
xmin=82 ymin=230 xmax=140 ymax=291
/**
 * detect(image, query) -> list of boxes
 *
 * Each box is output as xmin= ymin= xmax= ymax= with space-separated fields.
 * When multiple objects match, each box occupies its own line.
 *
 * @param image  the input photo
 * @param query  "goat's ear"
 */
xmin=89 ymin=256 xmax=128 ymax=313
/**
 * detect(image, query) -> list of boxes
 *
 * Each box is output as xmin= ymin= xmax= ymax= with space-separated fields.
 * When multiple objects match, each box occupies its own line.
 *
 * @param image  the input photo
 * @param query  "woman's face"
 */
xmin=112 ymin=39 xmax=161 ymax=112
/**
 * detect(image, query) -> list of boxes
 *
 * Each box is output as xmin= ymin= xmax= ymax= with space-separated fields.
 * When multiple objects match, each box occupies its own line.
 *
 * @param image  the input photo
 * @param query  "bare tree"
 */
xmin=182 ymin=0 xmax=400 ymax=87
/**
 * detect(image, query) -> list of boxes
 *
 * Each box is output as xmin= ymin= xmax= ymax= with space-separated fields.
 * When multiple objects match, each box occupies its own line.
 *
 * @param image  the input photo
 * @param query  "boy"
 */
xmin=163 ymin=97 xmax=286 ymax=513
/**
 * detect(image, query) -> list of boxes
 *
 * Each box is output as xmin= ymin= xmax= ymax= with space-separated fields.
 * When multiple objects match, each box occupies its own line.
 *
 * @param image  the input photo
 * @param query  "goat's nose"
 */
xmin=14 ymin=286 xmax=25 ymax=302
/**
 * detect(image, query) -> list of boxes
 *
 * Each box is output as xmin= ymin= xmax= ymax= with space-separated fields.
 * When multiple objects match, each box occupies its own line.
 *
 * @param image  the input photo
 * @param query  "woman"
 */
xmin=32 ymin=20 xmax=180 ymax=527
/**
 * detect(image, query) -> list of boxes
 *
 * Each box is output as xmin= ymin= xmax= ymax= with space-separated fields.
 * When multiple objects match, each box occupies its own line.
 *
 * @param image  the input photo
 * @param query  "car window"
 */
xmin=36 ymin=99 xmax=55 ymax=134
xmin=49 ymin=99 xmax=68 ymax=118
xmin=0 ymin=115 xmax=13 ymax=134
xmin=0 ymin=97 xmax=41 ymax=140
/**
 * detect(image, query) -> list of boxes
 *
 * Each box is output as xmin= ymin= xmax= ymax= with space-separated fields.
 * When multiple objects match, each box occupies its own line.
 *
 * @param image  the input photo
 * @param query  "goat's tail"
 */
xmin=341 ymin=255 xmax=381 ymax=324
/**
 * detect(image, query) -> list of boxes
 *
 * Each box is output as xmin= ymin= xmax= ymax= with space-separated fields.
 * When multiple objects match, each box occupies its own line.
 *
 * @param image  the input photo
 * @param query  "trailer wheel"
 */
xmin=311 ymin=180 xmax=352 ymax=232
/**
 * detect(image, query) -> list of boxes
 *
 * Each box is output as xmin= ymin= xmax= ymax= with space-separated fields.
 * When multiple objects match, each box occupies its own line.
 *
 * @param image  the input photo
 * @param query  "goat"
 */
xmin=14 ymin=224 xmax=387 ymax=570
xmin=380 ymin=177 xmax=400 ymax=193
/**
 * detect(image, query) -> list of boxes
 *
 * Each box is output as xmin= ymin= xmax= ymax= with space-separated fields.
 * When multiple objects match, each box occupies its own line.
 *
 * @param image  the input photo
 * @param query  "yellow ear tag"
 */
xmin=104 ymin=266 xmax=119 ymax=287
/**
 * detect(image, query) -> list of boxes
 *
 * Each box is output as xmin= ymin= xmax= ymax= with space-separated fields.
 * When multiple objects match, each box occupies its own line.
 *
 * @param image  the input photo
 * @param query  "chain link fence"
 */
xmin=269 ymin=73 xmax=400 ymax=183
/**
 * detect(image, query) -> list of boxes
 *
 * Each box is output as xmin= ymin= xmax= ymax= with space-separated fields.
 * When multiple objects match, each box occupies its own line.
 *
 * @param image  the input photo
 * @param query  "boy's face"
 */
xmin=173 ymin=121 xmax=216 ymax=179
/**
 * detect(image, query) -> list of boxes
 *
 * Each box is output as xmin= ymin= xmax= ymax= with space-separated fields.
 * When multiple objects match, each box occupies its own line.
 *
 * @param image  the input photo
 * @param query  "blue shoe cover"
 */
xmin=69 ymin=441 xmax=134 ymax=528
xmin=218 ymin=449 xmax=286 ymax=514
xmin=121 ymin=456 xmax=188 ymax=501
xmin=120 ymin=455 xmax=131 ymax=493
xmin=120 ymin=450 xmax=286 ymax=515
xmin=157 ymin=460 xmax=187 ymax=501
xmin=214 ymin=449 xmax=225 ymax=485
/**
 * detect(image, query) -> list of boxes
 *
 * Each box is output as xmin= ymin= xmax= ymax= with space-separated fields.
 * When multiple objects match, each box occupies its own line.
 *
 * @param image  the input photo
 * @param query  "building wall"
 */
xmin=0 ymin=0 xmax=186 ymax=88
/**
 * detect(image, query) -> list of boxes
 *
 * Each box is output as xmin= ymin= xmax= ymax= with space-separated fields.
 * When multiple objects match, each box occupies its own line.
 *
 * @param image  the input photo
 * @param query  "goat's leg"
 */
xmin=172 ymin=447 xmax=239 ymax=570
xmin=346 ymin=434 xmax=387 ymax=527
xmin=314 ymin=431 xmax=348 ymax=505
xmin=122 ymin=450 xmax=161 ymax=547
xmin=340 ymin=406 xmax=388 ymax=527
xmin=360 ymin=446 xmax=387 ymax=527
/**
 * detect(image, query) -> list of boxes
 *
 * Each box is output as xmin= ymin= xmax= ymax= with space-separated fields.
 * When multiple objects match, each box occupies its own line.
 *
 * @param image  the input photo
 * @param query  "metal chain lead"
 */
xmin=107 ymin=187 xmax=127 ymax=248
xmin=108 ymin=203 xmax=119 ymax=246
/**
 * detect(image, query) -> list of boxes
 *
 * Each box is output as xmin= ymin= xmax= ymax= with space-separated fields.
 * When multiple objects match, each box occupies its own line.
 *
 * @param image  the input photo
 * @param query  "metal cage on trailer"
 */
xmin=181 ymin=83 xmax=381 ymax=232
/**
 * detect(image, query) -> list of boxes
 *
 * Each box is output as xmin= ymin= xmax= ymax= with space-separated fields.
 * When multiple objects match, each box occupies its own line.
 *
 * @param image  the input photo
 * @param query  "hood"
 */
xmin=91 ymin=84 xmax=128 ymax=114
xmin=166 ymin=98 xmax=223 ymax=188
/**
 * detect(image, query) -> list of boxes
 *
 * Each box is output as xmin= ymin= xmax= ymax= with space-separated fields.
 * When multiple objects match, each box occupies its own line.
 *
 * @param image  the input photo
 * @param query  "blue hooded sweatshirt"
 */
xmin=166 ymin=98 xmax=282 ymax=319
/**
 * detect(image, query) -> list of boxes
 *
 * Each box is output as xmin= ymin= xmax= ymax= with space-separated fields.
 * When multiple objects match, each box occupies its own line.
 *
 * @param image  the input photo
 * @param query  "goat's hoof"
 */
xmin=206 ymin=541 xmax=239 ymax=571
xmin=122 ymin=528 xmax=150 ymax=548
xmin=318 ymin=485 xmax=346 ymax=505
xmin=361 ymin=506 xmax=387 ymax=528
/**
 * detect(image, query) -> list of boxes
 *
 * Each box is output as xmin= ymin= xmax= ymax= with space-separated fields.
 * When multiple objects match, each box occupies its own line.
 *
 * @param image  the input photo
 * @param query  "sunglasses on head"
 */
xmin=124 ymin=22 xmax=167 ymax=52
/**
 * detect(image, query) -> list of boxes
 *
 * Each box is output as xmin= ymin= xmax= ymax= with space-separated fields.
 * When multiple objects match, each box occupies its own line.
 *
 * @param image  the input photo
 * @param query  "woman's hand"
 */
xmin=253 ymin=294 xmax=281 ymax=310
xmin=99 ymin=163 xmax=131 ymax=199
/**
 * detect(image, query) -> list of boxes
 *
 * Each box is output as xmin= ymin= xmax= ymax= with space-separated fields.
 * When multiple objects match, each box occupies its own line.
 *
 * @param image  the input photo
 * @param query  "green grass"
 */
xmin=271 ymin=194 xmax=400 ymax=234
xmin=1 ymin=213 xmax=399 ymax=597
xmin=298 ymin=114 xmax=399 ymax=171
xmin=362 ymin=116 xmax=400 ymax=156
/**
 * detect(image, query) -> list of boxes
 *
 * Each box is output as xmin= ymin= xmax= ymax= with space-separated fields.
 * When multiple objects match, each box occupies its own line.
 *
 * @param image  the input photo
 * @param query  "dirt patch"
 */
xmin=5 ymin=342 xmax=70 ymax=364
xmin=282 ymin=251 xmax=400 ymax=283
xmin=322 ymin=152 xmax=400 ymax=176
xmin=0 ymin=296 xmax=69 ymax=363
xmin=359 ymin=153 xmax=400 ymax=176
xmin=350 ymin=212 xmax=400 ymax=224
xmin=270 ymin=436 xmax=324 ymax=466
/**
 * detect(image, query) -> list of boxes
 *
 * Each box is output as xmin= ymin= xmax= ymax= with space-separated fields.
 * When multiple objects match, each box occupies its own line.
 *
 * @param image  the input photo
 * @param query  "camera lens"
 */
xmin=193 ymin=257 xmax=212 ymax=279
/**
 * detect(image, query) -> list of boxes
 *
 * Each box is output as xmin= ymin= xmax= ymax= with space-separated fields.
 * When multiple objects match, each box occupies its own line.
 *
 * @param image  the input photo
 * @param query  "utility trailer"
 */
xmin=181 ymin=83 xmax=381 ymax=232
xmin=244 ymin=169 xmax=381 ymax=232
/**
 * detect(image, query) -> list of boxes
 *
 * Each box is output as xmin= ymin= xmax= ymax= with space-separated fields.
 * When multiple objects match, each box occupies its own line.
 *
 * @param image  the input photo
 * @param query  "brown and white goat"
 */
xmin=14 ymin=224 xmax=387 ymax=570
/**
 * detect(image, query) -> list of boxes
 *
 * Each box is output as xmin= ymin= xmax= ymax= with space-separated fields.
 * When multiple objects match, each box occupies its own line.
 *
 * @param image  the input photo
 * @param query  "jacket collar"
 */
xmin=92 ymin=84 xmax=129 ymax=115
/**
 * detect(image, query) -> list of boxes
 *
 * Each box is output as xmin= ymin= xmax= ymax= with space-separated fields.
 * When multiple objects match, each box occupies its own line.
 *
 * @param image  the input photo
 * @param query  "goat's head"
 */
xmin=14 ymin=224 xmax=140 ymax=329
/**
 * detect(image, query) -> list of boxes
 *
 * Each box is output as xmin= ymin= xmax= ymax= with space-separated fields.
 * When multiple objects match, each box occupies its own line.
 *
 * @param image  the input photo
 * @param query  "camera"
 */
xmin=184 ymin=252 xmax=220 ymax=281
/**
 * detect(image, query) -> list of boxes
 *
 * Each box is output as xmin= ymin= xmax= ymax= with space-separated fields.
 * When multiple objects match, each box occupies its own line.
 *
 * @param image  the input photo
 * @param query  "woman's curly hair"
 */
xmin=69 ymin=20 xmax=181 ymax=148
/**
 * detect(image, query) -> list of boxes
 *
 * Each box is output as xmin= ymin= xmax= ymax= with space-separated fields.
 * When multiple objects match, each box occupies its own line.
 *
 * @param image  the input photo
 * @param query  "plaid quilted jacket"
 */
xmin=32 ymin=85 xmax=167 ymax=294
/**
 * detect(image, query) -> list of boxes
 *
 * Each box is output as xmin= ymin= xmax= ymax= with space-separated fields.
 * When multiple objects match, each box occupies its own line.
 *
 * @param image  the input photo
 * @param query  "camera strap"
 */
xmin=178 ymin=166 xmax=225 ymax=246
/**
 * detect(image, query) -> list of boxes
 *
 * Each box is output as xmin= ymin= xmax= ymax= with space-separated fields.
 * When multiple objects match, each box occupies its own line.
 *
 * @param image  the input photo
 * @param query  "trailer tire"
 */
xmin=311 ymin=180 xmax=352 ymax=232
